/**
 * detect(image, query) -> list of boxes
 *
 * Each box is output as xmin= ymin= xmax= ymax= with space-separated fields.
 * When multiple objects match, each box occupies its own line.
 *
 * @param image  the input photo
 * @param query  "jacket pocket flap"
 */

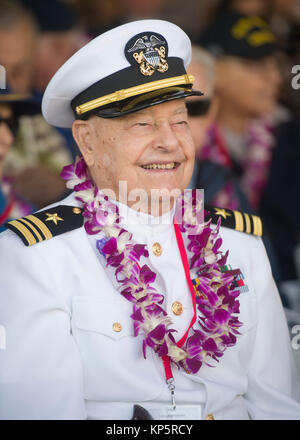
xmin=72 ymin=296 xmax=134 ymax=340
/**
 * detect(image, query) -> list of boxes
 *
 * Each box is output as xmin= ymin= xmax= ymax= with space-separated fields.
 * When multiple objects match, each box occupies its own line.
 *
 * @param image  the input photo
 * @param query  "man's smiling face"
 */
xmin=73 ymin=99 xmax=196 ymax=211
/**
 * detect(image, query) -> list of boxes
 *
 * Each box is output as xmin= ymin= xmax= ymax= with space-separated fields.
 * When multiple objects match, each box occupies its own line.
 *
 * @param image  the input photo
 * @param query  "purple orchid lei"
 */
xmin=62 ymin=157 xmax=243 ymax=375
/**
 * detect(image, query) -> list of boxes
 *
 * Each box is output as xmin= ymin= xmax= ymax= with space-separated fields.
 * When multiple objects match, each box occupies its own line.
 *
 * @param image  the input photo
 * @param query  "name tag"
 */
xmin=143 ymin=404 xmax=202 ymax=420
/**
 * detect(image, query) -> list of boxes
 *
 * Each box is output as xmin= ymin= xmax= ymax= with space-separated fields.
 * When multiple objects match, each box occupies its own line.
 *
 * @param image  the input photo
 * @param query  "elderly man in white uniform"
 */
xmin=0 ymin=19 xmax=300 ymax=420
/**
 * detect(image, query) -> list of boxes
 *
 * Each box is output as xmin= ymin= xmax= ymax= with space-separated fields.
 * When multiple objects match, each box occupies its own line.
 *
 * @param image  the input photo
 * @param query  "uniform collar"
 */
xmin=68 ymin=191 xmax=176 ymax=237
xmin=111 ymin=197 xmax=176 ymax=236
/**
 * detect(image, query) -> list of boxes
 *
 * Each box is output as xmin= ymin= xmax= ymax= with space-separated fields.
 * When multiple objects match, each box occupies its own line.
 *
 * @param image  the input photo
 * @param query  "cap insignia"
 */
xmin=231 ymin=16 xmax=276 ymax=47
xmin=125 ymin=32 xmax=169 ymax=76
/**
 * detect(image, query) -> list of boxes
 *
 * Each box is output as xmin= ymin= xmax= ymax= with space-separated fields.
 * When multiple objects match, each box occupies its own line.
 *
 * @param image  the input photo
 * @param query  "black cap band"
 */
xmin=71 ymin=57 xmax=187 ymax=118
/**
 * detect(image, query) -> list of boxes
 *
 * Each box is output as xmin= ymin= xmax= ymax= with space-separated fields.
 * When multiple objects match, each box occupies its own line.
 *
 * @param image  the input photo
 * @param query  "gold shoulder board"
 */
xmin=6 ymin=205 xmax=84 ymax=246
xmin=204 ymin=204 xmax=263 ymax=237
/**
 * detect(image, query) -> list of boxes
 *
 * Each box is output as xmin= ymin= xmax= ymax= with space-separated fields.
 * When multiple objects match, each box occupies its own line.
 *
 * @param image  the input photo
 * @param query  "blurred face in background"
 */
xmin=0 ymin=18 xmax=36 ymax=94
xmin=230 ymin=0 xmax=272 ymax=16
xmin=272 ymin=0 xmax=298 ymax=15
xmin=229 ymin=0 xmax=298 ymax=17
xmin=187 ymin=61 xmax=218 ymax=153
xmin=34 ymin=30 xmax=82 ymax=93
xmin=0 ymin=104 xmax=14 ymax=178
xmin=215 ymin=55 xmax=282 ymax=118
xmin=120 ymin=0 xmax=166 ymax=17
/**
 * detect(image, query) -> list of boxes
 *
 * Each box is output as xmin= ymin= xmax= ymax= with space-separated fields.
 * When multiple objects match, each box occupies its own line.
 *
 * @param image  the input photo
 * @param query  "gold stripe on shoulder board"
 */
xmin=252 ymin=214 xmax=263 ymax=237
xmin=26 ymin=214 xmax=53 ymax=240
xmin=19 ymin=218 xmax=43 ymax=242
xmin=8 ymin=220 xmax=37 ymax=246
xmin=243 ymin=213 xmax=252 ymax=234
xmin=233 ymin=210 xmax=244 ymax=232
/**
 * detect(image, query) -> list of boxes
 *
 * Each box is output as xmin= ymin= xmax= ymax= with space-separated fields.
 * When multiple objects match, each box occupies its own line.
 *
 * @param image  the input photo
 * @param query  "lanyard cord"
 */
xmin=161 ymin=223 xmax=197 ymax=404
xmin=0 ymin=195 xmax=14 ymax=225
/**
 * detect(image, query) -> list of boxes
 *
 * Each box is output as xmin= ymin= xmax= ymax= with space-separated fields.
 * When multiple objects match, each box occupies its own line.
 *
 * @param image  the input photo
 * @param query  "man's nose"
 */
xmin=152 ymin=121 xmax=179 ymax=152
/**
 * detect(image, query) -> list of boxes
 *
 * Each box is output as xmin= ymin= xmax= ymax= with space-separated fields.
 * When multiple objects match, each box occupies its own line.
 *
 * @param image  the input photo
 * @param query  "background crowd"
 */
xmin=0 ymin=0 xmax=300 ymax=360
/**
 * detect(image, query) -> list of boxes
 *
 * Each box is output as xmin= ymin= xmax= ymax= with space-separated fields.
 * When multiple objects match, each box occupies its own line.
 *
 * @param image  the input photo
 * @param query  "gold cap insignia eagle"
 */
xmin=127 ymin=34 xmax=169 ymax=77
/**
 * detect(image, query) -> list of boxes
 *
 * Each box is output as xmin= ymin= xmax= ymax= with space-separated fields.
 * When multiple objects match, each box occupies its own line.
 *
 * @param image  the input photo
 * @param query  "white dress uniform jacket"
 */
xmin=0 ymin=193 xmax=300 ymax=420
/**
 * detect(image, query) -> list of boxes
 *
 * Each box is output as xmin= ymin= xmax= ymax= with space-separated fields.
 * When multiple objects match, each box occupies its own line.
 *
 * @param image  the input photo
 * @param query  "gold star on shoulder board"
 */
xmin=45 ymin=212 xmax=64 ymax=225
xmin=214 ymin=207 xmax=231 ymax=219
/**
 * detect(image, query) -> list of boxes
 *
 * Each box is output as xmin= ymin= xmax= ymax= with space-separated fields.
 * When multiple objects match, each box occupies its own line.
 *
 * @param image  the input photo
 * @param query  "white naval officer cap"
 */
xmin=42 ymin=19 xmax=203 ymax=128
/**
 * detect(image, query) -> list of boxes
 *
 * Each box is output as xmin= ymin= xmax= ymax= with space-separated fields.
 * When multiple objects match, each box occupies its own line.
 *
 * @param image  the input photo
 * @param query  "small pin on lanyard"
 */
xmin=167 ymin=378 xmax=176 ymax=410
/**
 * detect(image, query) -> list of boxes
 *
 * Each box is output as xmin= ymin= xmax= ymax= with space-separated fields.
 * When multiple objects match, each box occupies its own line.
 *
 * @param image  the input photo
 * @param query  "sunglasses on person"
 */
xmin=0 ymin=115 xmax=19 ymax=136
xmin=186 ymin=99 xmax=211 ymax=117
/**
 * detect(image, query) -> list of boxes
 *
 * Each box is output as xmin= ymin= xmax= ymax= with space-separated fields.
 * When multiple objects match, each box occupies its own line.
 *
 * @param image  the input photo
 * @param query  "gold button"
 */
xmin=72 ymin=207 xmax=82 ymax=214
xmin=152 ymin=242 xmax=162 ymax=256
xmin=205 ymin=413 xmax=215 ymax=420
xmin=172 ymin=301 xmax=183 ymax=316
xmin=112 ymin=322 xmax=122 ymax=332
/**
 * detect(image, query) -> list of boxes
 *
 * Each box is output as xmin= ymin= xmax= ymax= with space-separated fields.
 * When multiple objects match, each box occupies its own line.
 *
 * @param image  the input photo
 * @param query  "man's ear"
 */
xmin=72 ymin=119 xmax=95 ymax=167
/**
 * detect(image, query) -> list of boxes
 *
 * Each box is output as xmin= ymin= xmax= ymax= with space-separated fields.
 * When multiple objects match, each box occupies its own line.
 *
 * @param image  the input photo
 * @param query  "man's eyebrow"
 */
xmin=123 ymin=106 xmax=187 ymax=121
xmin=124 ymin=111 xmax=151 ymax=120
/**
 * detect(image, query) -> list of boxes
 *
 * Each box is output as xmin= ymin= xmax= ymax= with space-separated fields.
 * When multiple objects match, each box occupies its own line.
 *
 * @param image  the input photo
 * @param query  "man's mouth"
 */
xmin=140 ymin=162 xmax=179 ymax=170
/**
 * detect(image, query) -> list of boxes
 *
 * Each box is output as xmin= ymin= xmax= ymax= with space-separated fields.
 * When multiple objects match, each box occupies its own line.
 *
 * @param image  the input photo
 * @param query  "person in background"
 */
xmin=195 ymin=12 xmax=300 ymax=300
xmin=20 ymin=0 xmax=87 ymax=159
xmin=20 ymin=0 xmax=86 ymax=96
xmin=0 ymin=91 xmax=35 ymax=232
xmin=260 ymin=109 xmax=300 ymax=286
xmin=187 ymin=45 xmax=250 ymax=219
xmin=73 ymin=0 xmax=167 ymax=38
xmin=186 ymin=41 xmax=287 ymax=306
xmin=0 ymin=0 xmax=74 ymax=209
xmin=197 ymin=11 xmax=282 ymax=212
xmin=186 ymin=46 xmax=220 ymax=192
xmin=187 ymin=44 xmax=253 ymax=212
xmin=201 ymin=0 xmax=300 ymax=116
xmin=209 ymin=0 xmax=274 ymax=21
xmin=0 ymin=2 xmax=36 ymax=95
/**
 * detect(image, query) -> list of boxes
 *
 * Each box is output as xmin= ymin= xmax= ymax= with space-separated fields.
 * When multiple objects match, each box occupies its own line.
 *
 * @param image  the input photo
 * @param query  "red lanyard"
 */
xmin=0 ymin=197 xmax=14 ymax=226
xmin=161 ymin=222 xmax=197 ymax=382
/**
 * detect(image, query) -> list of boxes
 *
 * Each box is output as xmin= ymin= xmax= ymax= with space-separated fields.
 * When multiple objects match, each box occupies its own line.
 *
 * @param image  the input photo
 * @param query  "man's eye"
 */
xmin=174 ymin=120 xmax=188 ymax=125
xmin=133 ymin=122 xmax=150 ymax=127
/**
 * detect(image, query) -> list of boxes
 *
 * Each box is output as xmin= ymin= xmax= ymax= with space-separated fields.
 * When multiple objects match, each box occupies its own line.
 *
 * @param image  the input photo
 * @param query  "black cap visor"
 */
xmin=83 ymin=86 xmax=203 ymax=119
